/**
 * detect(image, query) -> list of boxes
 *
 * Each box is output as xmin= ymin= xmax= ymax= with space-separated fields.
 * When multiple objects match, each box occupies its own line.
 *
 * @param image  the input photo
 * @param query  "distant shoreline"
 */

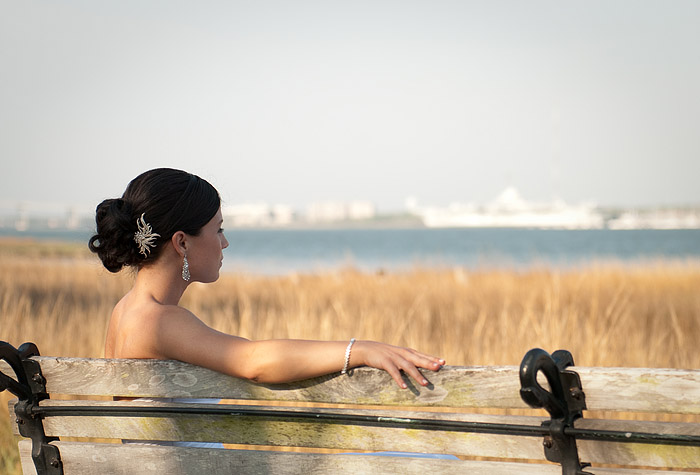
xmin=4 ymin=231 xmax=700 ymax=278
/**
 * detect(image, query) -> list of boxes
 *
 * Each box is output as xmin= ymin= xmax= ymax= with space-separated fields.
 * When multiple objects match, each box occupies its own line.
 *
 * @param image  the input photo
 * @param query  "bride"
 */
xmin=89 ymin=168 xmax=444 ymax=389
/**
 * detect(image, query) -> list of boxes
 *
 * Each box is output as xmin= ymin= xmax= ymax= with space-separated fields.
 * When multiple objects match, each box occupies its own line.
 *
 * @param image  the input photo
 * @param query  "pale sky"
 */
xmin=1 ymin=0 xmax=699 ymax=216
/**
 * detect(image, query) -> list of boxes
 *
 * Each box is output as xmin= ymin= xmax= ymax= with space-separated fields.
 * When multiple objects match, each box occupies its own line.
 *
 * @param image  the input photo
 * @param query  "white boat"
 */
xmin=411 ymin=187 xmax=605 ymax=229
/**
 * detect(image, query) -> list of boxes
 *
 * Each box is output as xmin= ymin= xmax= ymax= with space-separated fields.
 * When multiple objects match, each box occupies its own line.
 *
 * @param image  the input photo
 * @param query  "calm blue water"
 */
xmin=4 ymin=227 xmax=700 ymax=274
xmin=222 ymin=228 xmax=700 ymax=274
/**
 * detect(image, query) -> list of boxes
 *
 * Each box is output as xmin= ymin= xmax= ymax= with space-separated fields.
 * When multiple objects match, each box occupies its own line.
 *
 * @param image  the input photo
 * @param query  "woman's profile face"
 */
xmin=186 ymin=208 xmax=229 ymax=283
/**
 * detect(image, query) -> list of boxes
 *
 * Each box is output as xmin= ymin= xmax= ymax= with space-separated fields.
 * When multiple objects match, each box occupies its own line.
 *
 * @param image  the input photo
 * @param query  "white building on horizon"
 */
xmin=305 ymin=201 xmax=376 ymax=223
xmin=222 ymin=203 xmax=295 ymax=227
xmin=409 ymin=187 xmax=605 ymax=229
xmin=608 ymin=209 xmax=700 ymax=229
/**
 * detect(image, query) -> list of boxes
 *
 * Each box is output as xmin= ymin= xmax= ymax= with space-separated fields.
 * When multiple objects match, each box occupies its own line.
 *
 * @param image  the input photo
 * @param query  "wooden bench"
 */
xmin=2 ymin=341 xmax=699 ymax=474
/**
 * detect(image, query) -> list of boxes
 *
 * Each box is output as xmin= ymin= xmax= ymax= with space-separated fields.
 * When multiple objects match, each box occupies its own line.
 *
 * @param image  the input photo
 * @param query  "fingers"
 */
xmin=419 ymin=355 xmax=446 ymax=371
xmin=388 ymin=353 xmax=440 ymax=389
xmin=357 ymin=341 xmax=445 ymax=389
xmin=401 ymin=347 xmax=445 ymax=371
xmin=402 ymin=365 xmax=430 ymax=388
xmin=385 ymin=365 xmax=409 ymax=389
xmin=383 ymin=357 xmax=424 ymax=389
xmin=395 ymin=350 xmax=446 ymax=389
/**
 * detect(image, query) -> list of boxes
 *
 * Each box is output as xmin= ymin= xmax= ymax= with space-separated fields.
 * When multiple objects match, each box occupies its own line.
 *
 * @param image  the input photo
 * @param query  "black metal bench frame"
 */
xmin=2 ymin=341 xmax=699 ymax=474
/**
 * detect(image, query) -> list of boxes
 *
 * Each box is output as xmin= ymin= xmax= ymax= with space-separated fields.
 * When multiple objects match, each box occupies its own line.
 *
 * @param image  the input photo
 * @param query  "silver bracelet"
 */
xmin=341 ymin=338 xmax=356 ymax=374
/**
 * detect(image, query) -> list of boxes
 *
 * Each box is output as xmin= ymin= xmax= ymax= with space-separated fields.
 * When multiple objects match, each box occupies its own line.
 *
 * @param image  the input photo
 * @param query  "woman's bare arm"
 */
xmin=152 ymin=306 xmax=444 ymax=388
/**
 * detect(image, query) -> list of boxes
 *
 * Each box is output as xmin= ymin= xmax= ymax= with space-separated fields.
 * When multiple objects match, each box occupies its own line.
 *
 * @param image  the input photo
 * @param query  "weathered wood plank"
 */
xmin=18 ymin=440 xmax=700 ymax=475
xmin=585 ymin=470 xmax=700 ymax=475
xmin=16 ymin=399 xmax=700 ymax=439
xmin=586 ymin=468 xmax=700 ymax=475
xmin=22 ymin=357 xmax=700 ymax=414
xmin=576 ymin=366 xmax=700 ymax=415
xmin=33 ymin=400 xmax=551 ymax=462
xmin=575 ymin=417 xmax=700 ymax=437
xmin=14 ymin=400 xmax=700 ymax=468
xmin=26 ymin=357 xmax=529 ymax=408
xmin=5 ymin=354 xmax=699 ymax=474
xmin=16 ymin=440 xmax=560 ymax=475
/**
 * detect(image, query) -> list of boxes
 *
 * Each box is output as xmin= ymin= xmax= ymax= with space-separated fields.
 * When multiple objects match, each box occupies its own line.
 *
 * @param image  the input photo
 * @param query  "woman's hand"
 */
xmin=350 ymin=340 xmax=445 ymax=389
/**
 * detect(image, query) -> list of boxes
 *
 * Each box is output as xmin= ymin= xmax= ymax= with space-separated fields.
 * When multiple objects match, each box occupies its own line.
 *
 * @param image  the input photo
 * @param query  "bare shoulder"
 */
xmin=107 ymin=294 xmax=203 ymax=359
xmin=106 ymin=290 xmax=250 ymax=376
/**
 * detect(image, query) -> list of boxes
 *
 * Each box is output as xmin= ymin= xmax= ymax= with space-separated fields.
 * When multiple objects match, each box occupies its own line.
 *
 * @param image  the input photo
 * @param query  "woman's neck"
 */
xmin=133 ymin=262 xmax=188 ymax=306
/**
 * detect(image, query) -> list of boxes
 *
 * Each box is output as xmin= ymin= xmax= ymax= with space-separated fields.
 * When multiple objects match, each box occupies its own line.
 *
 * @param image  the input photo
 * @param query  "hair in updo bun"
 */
xmin=89 ymin=168 xmax=221 ymax=273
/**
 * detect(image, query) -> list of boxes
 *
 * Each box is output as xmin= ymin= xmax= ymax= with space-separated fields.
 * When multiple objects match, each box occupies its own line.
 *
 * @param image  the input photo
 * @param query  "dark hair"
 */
xmin=89 ymin=168 xmax=221 ymax=273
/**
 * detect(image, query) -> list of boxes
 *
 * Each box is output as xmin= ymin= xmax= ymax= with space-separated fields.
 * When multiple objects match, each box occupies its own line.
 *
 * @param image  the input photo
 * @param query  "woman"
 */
xmin=89 ymin=168 xmax=444 ymax=389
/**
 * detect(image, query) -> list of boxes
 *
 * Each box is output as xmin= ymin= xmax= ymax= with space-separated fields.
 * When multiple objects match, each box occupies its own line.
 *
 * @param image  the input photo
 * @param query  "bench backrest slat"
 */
xmin=5 ymin=354 xmax=700 ymax=474
xmin=9 ymin=357 xmax=698 ymax=414
xmin=27 ymin=357 xmax=528 ymax=408
xmin=18 ymin=440 xmax=566 ymax=475
xmin=11 ymin=399 xmax=700 ymax=469
xmin=575 ymin=366 xmax=700 ymax=415
xmin=23 ymin=440 xmax=700 ymax=475
xmin=21 ymin=400 xmax=551 ymax=462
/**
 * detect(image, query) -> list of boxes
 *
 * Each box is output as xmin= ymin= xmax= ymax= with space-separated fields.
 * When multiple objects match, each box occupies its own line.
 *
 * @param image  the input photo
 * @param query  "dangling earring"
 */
xmin=182 ymin=254 xmax=191 ymax=282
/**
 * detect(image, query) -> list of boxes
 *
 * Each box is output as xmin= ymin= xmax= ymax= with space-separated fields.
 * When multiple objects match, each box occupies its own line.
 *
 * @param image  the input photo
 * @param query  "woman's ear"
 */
xmin=171 ymin=231 xmax=188 ymax=257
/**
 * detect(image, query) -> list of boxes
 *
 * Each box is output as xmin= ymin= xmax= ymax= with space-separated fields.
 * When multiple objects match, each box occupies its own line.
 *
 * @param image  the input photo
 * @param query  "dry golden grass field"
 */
xmin=1 ymin=238 xmax=699 ymax=473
